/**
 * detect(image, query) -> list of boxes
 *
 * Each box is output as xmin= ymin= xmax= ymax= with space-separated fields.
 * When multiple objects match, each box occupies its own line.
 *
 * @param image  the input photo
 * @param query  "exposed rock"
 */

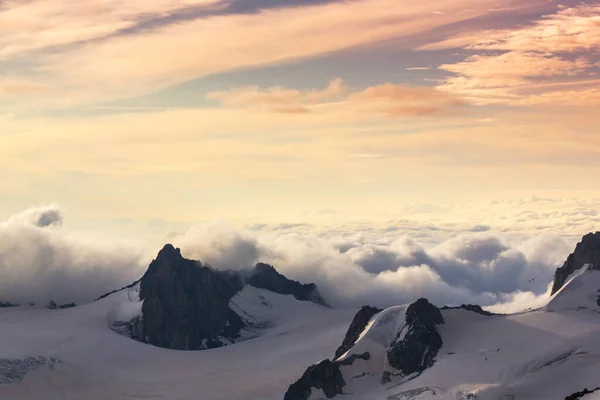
xmin=139 ymin=244 xmax=245 ymax=350
xmin=96 ymin=280 xmax=140 ymax=301
xmin=565 ymin=387 xmax=600 ymax=400
xmin=111 ymin=315 xmax=144 ymax=342
xmin=334 ymin=305 xmax=382 ymax=360
xmin=0 ymin=301 xmax=17 ymax=308
xmin=248 ymin=263 xmax=328 ymax=307
xmin=0 ymin=356 xmax=59 ymax=384
xmin=47 ymin=301 xmax=76 ymax=309
xmin=387 ymin=298 xmax=444 ymax=376
xmin=552 ymin=232 xmax=600 ymax=295
xmin=440 ymin=304 xmax=495 ymax=316
xmin=284 ymin=359 xmax=345 ymax=400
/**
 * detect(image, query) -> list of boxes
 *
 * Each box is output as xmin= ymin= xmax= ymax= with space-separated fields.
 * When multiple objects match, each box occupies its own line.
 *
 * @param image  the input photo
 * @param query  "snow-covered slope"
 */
xmin=5 ymin=236 xmax=600 ymax=400
xmin=0 ymin=285 xmax=356 ymax=400
xmin=287 ymin=271 xmax=600 ymax=400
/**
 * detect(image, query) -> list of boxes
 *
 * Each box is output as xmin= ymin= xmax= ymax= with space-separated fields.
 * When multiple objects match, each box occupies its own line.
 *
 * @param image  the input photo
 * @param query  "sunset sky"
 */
xmin=1 ymin=0 xmax=599 ymax=238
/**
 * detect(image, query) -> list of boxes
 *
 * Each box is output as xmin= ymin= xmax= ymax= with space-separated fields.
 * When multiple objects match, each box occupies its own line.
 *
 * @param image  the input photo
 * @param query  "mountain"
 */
xmin=551 ymin=232 xmax=600 ymax=295
xmin=2 ymin=234 xmax=600 ymax=400
xmin=111 ymin=244 xmax=328 ymax=350
xmin=284 ymin=232 xmax=600 ymax=400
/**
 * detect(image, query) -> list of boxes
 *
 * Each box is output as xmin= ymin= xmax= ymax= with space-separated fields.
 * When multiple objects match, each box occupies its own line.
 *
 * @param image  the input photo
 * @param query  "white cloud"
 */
xmin=0 ymin=205 xmax=147 ymax=305
xmin=0 ymin=205 xmax=575 ymax=312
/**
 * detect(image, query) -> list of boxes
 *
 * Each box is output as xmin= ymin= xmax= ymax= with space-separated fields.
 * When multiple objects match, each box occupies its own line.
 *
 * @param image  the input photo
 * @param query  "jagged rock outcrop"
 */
xmin=440 ymin=304 xmax=495 ymax=316
xmin=284 ymin=353 xmax=371 ymax=400
xmin=284 ymin=359 xmax=345 ymax=400
xmin=135 ymin=245 xmax=327 ymax=350
xmin=565 ymin=387 xmax=600 ymax=400
xmin=96 ymin=280 xmax=140 ymax=301
xmin=139 ymin=244 xmax=246 ymax=350
xmin=334 ymin=305 xmax=382 ymax=359
xmin=387 ymin=298 xmax=444 ymax=376
xmin=285 ymin=299 xmax=445 ymax=399
xmin=248 ymin=263 xmax=328 ymax=307
xmin=552 ymin=232 xmax=600 ymax=295
xmin=47 ymin=301 xmax=76 ymax=309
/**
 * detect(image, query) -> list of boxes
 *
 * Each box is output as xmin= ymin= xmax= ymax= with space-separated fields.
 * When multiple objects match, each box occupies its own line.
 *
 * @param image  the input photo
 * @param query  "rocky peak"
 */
xmin=247 ymin=263 xmax=328 ymax=306
xmin=115 ymin=244 xmax=328 ymax=350
xmin=334 ymin=305 xmax=382 ymax=360
xmin=387 ymin=298 xmax=444 ymax=376
xmin=139 ymin=244 xmax=245 ymax=350
xmin=551 ymin=232 xmax=600 ymax=295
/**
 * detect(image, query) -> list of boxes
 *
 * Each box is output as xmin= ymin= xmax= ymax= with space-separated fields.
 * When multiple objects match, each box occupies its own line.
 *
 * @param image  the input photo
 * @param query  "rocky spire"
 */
xmin=551 ymin=232 xmax=600 ymax=295
xmin=139 ymin=244 xmax=245 ymax=350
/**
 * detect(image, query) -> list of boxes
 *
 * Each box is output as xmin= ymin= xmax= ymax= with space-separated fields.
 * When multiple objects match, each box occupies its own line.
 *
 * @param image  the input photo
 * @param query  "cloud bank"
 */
xmin=0 ymin=205 xmax=573 ymax=312
xmin=0 ymin=205 xmax=147 ymax=306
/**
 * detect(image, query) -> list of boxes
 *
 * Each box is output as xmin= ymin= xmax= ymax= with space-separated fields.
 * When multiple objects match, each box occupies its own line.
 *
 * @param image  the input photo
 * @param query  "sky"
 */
xmin=0 ymin=0 xmax=600 ymax=309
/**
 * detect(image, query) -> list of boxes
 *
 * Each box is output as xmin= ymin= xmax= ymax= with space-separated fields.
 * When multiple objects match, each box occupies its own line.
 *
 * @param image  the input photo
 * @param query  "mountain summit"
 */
xmin=551 ymin=232 xmax=600 ymax=295
xmin=110 ymin=244 xmax=328 ymax=350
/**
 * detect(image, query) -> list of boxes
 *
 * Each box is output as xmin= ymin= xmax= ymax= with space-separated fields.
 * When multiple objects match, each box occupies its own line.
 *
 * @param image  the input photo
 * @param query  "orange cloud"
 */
xmin=206 ymin=79 xmax=463 ymax=117
xmin=421 ymin=5 xmax=600 ymax=53
xmin=425 ymin=5 xmax=600 ymax=106
xmin=0 ymin=76 xmax=47 ymax=96
xmin=0 ymin=0 xmax=221 ymax=60
xmin=26 ymin=0 xmax=520 ymax=103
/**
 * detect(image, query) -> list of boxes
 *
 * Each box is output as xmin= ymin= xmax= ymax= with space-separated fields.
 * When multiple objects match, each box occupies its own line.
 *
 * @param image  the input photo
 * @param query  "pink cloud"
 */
xmin=427 ymin=4 xmax=600 ymax=106
xmin=206 ymin=79 xmax=463 ymax=117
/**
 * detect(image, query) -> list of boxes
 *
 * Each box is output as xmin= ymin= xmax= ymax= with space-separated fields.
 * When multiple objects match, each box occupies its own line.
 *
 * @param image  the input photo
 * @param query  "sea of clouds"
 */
xmin=0 ymin=204 xmax=575 ymax=312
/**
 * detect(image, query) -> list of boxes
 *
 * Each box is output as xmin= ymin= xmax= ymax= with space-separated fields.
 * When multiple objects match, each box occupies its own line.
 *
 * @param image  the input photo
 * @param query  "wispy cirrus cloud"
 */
xmin=0 ymin=0 xmax=222 ymax=60
xmin=3 ymin=0 xmax=536 ymax=104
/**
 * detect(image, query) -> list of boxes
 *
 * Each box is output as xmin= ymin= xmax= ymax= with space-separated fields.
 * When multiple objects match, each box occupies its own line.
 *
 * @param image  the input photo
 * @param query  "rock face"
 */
xmin=284 ymin=354 xmax=371 ymax=400
xmin=334 ymin=305 xmax=382 ymax=360
xmin=248 ymin=263 xmax=328 ymax=307
xmin=565 ymin=387 xmax=600 ymax=400
xmin=552 ymin=232 xmax=600 ymax=295
xmin=284 ymin=359 xmax=345 ymax=400
xmin=139 ymin=244 xmax=245 ymax=350
xmin=132 ymin=245 xmax=327 ymax=351
xmin=440 ymin=304 xmax=495 ymax=316
xmin=387 ymin=298 xmax=444 ymax=376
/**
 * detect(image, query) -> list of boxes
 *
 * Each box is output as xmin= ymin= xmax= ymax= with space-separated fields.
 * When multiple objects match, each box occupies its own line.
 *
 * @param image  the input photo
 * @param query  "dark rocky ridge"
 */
xmin=115 ymin=244 xmax=327 ymax=350
xmin=284 ymin=353 xmax=371 ymax=400
xmin=47 ymin=301 xmax=76 ymax=309
xmin=387 ymin=298 xmax=445 ymax=376
xmin=334 ymin=306 xmax=382 ymax=360
xmin=565 ymin=387 xmax=600 ymax=400
xmin=96 ymin=280 xmax=141 ymax=301
xmin=248 ymin=263 xmax=327 ymax=307
xmin=552 ymin=232 xmax=600 ymax=295
xmin=285 ymin=299 xmax=445 ymax=400
xmin=139 ymin=244 xmax=245 ymax=350
xmin=440 ymin=304 xmax=495 ymax=316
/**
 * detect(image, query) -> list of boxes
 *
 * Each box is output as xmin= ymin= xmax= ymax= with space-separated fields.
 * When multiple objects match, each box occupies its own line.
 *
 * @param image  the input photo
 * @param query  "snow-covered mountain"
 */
xmin=285 ymin=233 xmax=600 ymax=400
xmin=2 ymin=233 xmax=600 ymax=400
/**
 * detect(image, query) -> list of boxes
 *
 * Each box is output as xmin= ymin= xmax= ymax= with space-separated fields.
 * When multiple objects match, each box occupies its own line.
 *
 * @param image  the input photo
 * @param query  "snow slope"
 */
xmin=0 ymin=284 xmax=356 ymax=400
xmin=306 ymin=270 xmax=600 ymax=400
xmin=3 ymin=270 xmax=600 ymax=400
